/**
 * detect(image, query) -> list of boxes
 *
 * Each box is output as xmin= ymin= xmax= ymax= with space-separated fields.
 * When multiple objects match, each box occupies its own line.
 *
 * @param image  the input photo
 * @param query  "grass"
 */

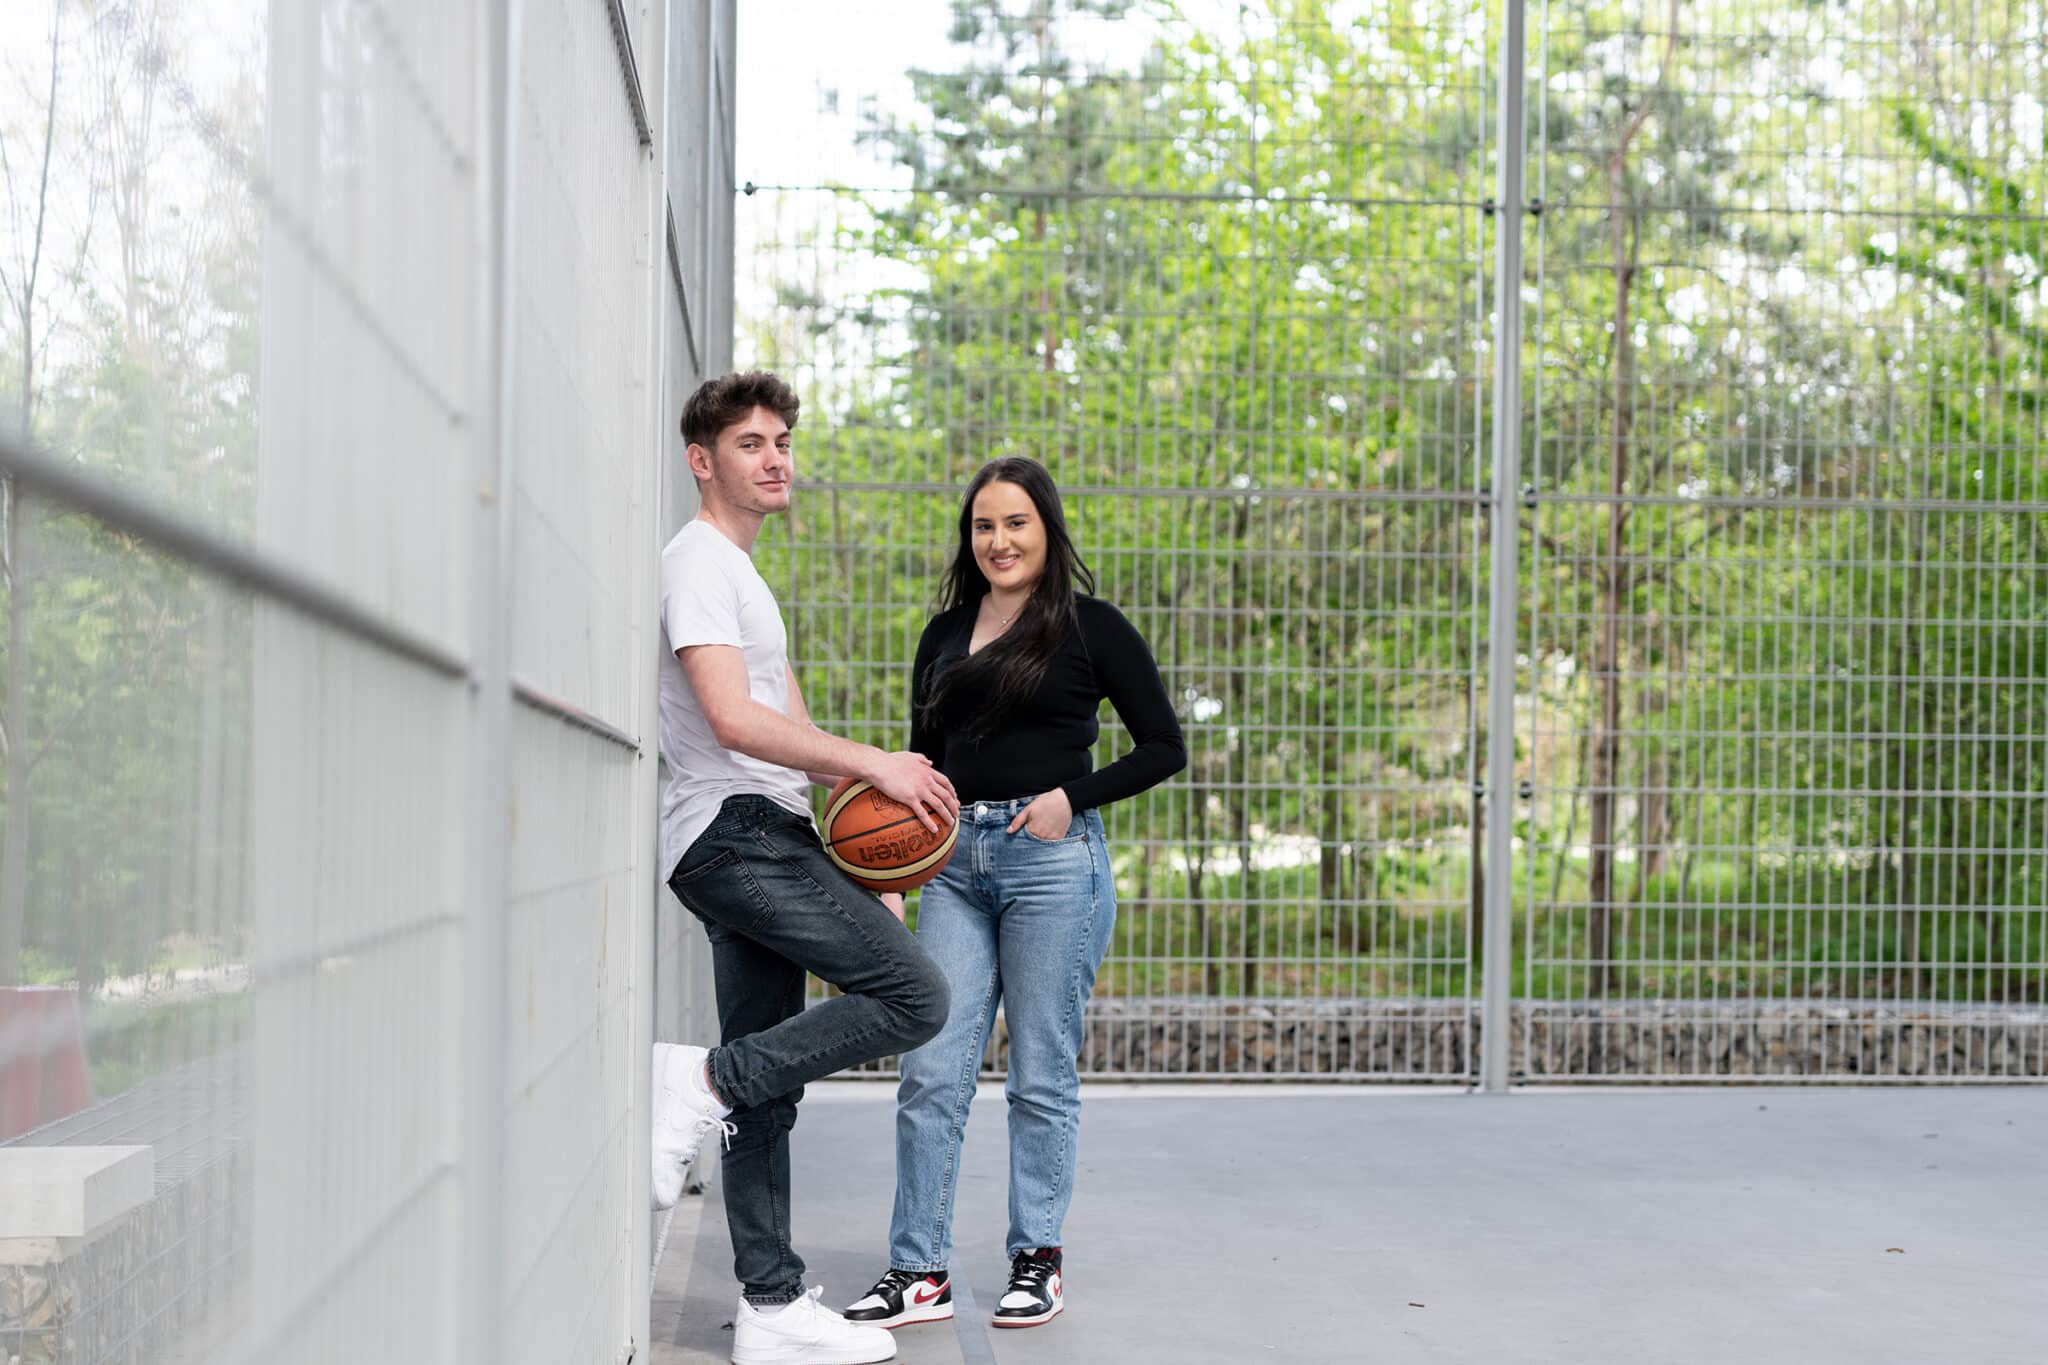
xmin=83 ymin=990 xmax=250 ymax=1099
xmin=1071 ymin=849 xmax=2048 ymax=1004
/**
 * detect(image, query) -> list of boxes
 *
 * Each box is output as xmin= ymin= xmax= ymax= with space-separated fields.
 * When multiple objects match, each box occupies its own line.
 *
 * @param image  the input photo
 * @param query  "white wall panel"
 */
xmin=1 ymin=3 xmax=731 ymax=1361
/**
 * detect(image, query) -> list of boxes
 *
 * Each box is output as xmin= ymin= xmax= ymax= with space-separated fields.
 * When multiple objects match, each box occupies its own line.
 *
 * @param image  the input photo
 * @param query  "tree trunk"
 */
xmin=1467 ymin=667 xmax=1485 ymax=979
xmin=1318 ymin=664 xmax=1340 ymax=903
xmin=1893 ymin=511 xmax=1929 ymax=995
xmin=0 ymin=488 xmax=35 ymax=989
xmin=1161 ymin=497 xmax=1215 ymax=999
xmin=193 ymin=586 xmax=227 ymax=935
xmin=1033 ymin=1 xmax=1056 ymax=379
xmin=1586 ymin=253 xmax=1632 ymax=999
xmin=1548 ymin=719 xmax=1592 ymax=910
xmin=1 ymin=1 xmax=65 ymax=991
xmin=1191 ymin=789 xmax=1216 ymax=998
xmin=1318 ymin=779 xmax=1340 ymax=903
xmin=1320 ymin=672 xmax=1353 ymax=972
xmin=1234 ymin=713 xmax=1256 ymax=999
xmin=1470 ymin=780 xmax=1486 ymax=986
xmin=1228 ymin=503 xmax=1257 ymax=998
xmin=2 ymin=399 xmax=27 ymax=989
xmin=1637 ymin=696 xmax=1668 ymax=883
xmin=1585 ymin=5 xmax=1677 ymax=999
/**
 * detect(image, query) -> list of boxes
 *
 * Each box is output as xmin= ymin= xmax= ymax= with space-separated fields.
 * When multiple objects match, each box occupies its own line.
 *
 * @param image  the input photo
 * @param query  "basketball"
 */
xmin=822 ymin=777 xmax=958 ymax=893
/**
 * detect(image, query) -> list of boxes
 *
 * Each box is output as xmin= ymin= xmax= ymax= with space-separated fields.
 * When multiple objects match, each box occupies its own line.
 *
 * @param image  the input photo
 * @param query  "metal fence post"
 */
xmin=1481 ymin=0 xmax=1528 ymax=1093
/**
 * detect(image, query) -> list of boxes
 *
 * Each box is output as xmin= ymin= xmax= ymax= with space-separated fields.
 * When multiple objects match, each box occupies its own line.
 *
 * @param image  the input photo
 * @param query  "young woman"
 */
xmin=844 ymin=457 xmax=1185 ymax=1332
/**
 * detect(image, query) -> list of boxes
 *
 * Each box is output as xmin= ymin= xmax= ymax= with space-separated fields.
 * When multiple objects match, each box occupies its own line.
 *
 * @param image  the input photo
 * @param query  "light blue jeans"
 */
xmin=889 ymin=798 xmax=1116 ymax=1270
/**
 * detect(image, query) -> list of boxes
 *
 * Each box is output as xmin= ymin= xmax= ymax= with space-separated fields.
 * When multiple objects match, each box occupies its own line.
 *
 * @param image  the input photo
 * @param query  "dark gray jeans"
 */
xmin=667 ymin=793 xmax=949 ymax=1304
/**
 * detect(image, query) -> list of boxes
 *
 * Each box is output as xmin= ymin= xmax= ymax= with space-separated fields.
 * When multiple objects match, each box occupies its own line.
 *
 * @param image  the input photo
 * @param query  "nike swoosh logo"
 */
xmin=911 ymin=1283 xmax=944 ymax=1305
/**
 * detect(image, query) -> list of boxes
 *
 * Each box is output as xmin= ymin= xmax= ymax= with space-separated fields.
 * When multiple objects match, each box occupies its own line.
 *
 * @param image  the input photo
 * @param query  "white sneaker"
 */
xmin=652 ymin=1043 xmax=734 ymax=1210
xmin=732 ymin=1287 xmax=897 ymax=1365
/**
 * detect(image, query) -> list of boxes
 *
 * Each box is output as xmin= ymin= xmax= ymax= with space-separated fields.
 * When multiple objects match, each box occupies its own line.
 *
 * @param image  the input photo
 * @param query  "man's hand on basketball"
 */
xmin=879 ymin=891 xmax=906 ymax=924
xmin=866 ymin=749 xmax=959 ymax=831
xmin=1008 ymin=787 xmax=1073 ymax=840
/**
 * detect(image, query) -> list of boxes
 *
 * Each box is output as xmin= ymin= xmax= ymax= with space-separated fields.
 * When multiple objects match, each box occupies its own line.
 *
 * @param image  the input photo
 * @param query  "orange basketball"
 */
xmin=822 ymin=777 xmax=958 ymax=893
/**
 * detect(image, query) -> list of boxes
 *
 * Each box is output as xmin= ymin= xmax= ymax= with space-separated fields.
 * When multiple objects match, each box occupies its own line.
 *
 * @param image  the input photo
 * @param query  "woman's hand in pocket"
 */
xmin=1007 ymin=788 xmax=1073 ymax=841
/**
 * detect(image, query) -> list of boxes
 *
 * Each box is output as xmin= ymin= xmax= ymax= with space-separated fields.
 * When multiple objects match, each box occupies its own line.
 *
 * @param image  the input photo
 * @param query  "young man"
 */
xmin=654 ymin=371 xmax=957 ymax=1365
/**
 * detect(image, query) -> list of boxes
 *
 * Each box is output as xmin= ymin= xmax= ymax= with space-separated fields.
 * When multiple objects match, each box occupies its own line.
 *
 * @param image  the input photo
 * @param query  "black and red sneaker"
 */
xmin=990 ymin=1247 xmax=1063 ymax=1328
xmin=842 ymin=1267 xmax=953 ymax=1328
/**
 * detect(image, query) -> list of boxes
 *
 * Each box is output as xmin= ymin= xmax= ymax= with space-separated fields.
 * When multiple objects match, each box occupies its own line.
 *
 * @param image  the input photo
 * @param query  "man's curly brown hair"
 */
xmin=681 ymin=371 xmax=800 ymax=449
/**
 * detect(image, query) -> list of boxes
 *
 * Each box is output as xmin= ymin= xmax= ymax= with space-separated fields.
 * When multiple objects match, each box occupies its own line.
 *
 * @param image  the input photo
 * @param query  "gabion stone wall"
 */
xmin=842 ymin=999 xmax=2048 ymax=1083
xmin=0 ymin=1145 xmax=245 ymax=1365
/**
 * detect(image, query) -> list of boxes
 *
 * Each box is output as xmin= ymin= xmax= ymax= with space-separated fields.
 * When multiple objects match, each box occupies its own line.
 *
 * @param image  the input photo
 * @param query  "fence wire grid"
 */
xmin=740 ymin=0 xmax=2048 ymax=1084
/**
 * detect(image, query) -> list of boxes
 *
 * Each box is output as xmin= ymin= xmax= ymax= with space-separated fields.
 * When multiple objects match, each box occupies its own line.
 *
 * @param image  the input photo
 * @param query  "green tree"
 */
xmin=748 ymin=0 xmax=2048 ymax=1031
xmin=762 ymin=0 xmax=1498 ymax=1002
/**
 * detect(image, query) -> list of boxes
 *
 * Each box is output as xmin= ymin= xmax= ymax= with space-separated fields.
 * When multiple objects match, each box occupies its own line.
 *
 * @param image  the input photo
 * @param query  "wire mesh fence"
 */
xmin=1517 ymin=0 xmax=2048 ymax=1080
xmin=741 ymin=0 xmax=2048 ymax=1084
xmin=747 ymin=0 xmax=1495 ymax=1080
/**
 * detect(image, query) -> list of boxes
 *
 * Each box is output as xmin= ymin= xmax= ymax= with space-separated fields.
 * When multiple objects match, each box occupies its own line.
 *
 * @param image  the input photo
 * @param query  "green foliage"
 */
xmin=85 ymin=987 xmax=250 ymax=1099
xmin=756 ymin=0 xmax=2048 ymax=1006
xmin=1 ymin=18 xmax=260 ymax=1006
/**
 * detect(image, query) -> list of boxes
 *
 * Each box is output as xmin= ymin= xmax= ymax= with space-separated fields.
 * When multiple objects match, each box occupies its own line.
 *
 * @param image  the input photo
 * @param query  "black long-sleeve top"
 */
xmin=908 ymin=595 xmax=1186 ymax=811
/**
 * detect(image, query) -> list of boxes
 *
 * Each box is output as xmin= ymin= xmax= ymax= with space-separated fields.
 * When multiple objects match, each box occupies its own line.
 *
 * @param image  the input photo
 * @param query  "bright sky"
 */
xmin=726 ymin=0 xmax=1176 ymax=384
xmin=735 ymin=0 xmax=961 ymax=192
xmin=734 ymin=0 xmax=1172 ymax=192
xmin=0 ymin=0 xmax=262 ymax=372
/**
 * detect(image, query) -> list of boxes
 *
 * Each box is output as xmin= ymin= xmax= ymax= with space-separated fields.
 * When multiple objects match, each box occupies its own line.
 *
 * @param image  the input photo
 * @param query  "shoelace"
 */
xmin=692 ymin=1112 xmax=739 ymax=1151
xmin=1007 ymin=1254 xmax=1056 ymax=1290
xmin=865 ymin=1268 xmax=921 ymax=1299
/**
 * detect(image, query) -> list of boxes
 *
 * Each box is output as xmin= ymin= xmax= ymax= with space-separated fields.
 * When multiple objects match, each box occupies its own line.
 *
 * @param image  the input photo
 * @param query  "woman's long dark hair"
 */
xmin=920 ymin=457 xmax=1097 ymax=740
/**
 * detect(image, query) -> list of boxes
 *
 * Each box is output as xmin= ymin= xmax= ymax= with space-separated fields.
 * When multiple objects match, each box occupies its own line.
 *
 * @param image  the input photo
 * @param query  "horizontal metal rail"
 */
xmin=0 ymin=434 xmax=471 ymax=681
xmin=604 ymin=0 xmax=654 ymax=148
xmin=3 ymin=437 xmax=649 ymax=756
xmin=511 ymin=676 xmax=641 ymax=751
xmin=801 ymin=479 xmax=1491 ymax=504
xmin=749 ymin=177 xmax=2048 ymax=226
xmin=1527 ymin=491 xmax=2048 ymax=514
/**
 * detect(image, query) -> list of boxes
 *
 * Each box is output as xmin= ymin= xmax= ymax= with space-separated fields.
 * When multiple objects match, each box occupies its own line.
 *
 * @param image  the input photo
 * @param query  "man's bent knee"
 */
xmin=892 ymin=957 xmax=950 ymax=1051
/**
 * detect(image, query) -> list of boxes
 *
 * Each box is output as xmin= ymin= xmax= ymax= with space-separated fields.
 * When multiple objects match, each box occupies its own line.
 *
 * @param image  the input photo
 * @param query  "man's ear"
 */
xmin=686 ymin=440 xmax=713 ymax=481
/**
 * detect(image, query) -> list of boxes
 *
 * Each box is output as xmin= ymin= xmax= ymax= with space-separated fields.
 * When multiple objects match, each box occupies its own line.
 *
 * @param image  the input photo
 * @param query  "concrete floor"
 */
xmin=651 ymin=1083 xmax=2047 ymax=1365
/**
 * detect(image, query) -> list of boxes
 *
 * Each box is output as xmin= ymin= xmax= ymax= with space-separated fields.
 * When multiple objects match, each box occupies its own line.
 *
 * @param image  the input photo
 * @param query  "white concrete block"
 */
xmin=0 ymin=1145 xmax=154 ymax=1238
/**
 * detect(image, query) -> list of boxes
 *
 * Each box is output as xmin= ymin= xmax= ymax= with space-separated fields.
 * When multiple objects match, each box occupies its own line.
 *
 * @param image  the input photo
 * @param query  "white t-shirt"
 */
xmin=658 ymin=519 xmax=814 ymax=877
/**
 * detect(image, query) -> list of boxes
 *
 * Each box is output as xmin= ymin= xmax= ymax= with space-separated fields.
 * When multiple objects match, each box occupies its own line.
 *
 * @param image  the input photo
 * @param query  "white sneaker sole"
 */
xmin=989 ymin=1299 xmax=1063 ymax=1329
xmin=651 ymin=1043 xmax=717 ymax=1210
xmin=853 ymin=1298 xmax=954 ymax=1330
xmin=650 ymin=1124 xmax=700 ymax=1209
xmin=731 ymin=1338 xmax=897 ymax=1365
